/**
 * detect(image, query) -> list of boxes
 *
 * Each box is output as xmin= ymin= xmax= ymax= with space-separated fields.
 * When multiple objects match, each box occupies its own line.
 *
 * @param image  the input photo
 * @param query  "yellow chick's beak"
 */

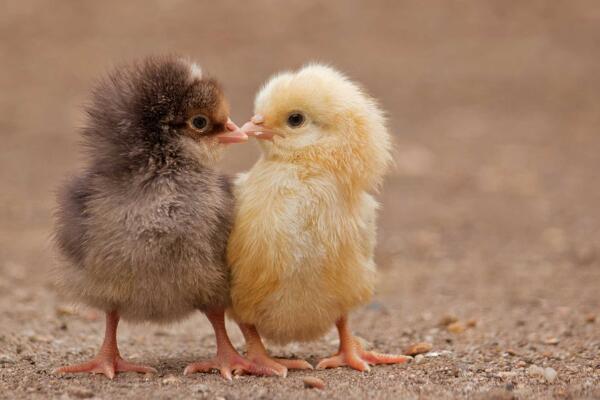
xmin=240 ymin=114 xmax=285 ymax=142
xmin=215 ymin=119 xmax=248 ymax=144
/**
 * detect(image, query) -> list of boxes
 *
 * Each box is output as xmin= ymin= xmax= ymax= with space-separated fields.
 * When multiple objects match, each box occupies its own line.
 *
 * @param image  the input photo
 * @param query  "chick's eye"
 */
xmin=287 ymin=113 xmax=305 ymax=128
xmin=190 ymin=115 xmax=209 ymax=131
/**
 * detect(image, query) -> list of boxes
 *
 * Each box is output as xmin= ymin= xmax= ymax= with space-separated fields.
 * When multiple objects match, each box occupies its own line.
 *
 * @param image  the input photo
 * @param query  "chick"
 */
xmin=228 ymin=64 xmax=411 ymax=374
xmin=53 ymin=56 xmax=268 ymax=380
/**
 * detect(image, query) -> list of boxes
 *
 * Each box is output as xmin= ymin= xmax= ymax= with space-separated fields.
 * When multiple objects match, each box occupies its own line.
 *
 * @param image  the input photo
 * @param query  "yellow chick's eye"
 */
xmin=188 ymin=114 xmax=210 ymax=132
xmin=286 ymin=112 xmax=305 ymax=128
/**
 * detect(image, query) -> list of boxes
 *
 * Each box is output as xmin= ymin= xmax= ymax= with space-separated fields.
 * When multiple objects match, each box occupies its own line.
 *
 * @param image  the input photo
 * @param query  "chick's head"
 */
xmin=85 ymin=56 xmax=247 ymax=169
xmin=243 ymin=64 xmax=392 ymax=190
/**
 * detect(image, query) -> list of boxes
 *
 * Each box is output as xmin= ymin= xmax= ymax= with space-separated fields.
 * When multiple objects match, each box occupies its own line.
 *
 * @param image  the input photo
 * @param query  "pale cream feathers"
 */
xmin=228 ymin=64 xmax=392 ymax=344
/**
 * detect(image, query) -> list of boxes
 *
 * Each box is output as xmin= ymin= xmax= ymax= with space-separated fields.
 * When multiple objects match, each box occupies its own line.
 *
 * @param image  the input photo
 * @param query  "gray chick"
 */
xmin=53 ymin=56 xmax=266 ymax=380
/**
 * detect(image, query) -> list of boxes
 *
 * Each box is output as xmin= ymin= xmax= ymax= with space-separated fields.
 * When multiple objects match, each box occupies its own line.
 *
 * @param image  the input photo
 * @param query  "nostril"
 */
xmin=251 ymin=114 xmax=264 ymax=125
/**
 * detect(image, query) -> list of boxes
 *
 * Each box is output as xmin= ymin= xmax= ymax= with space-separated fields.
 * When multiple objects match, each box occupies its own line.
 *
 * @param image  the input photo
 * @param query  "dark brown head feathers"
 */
xmin=83 ymin=56 xmax=228 ymax=174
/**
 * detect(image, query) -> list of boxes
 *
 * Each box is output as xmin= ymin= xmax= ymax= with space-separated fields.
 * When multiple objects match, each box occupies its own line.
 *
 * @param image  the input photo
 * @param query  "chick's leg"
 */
xmin=316 ymin=315 xmax=411 ymax=372
xmin=184 ymin=309 xmax=277 ymax=380
xmin=55 ymin=311 xmax=157 ymax=379
xmin=239 ymin=323 xmax=313 ymax=378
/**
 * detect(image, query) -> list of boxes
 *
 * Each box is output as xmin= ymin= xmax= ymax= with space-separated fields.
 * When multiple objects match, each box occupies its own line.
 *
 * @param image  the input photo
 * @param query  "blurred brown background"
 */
xmin=1 ymin=1 xmax=599 ymax=399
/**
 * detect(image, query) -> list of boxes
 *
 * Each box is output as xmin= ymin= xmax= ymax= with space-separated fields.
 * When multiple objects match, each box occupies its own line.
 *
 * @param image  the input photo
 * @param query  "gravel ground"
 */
xmin=1 ymin=1 xmax=599 ymax=399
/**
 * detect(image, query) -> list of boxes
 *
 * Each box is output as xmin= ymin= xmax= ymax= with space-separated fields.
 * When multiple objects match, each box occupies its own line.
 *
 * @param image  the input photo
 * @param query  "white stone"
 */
xmin=527 ymin=365 xmax=545 ymax=377
xmin=544 ymin=367 xmax=557 ymax=383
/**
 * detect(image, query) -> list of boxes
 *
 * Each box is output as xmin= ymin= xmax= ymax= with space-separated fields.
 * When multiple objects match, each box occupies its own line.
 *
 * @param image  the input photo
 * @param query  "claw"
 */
xmin=316 ymin=353 xmax=371 ymax=372
xmin=220 ymin=367 xmax=232 ymax=381
xmin=362 ymin=351 xmax=412 ymax=365
xmin=277 ymin=358 xmax=314 ymax=370
xmin=183 ymin=361 xmax=212 ymax=376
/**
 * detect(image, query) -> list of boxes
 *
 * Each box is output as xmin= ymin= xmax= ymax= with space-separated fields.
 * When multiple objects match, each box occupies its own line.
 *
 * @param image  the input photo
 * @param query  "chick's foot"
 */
xmin=184 ymin=309 xmax=278 ymax=380
xmin=184 ymin=351 xmax=271 ymax=380
xmin=239 ymin=323 xmax=313 ymax=378
xmin=316 ymin=315 xmax=411 ymax=372
xmin=55 ymin=311 xmax=156 ymax=379
xmin=56 ymin=355 xmax=156 ymax=379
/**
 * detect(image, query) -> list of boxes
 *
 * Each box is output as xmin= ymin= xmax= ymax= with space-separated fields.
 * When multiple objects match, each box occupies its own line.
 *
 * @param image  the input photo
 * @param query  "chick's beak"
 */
xmin=216 ymin=119 xmax=248 ymax=144
xmin=241 ymin=114 xmax=284 ymax=142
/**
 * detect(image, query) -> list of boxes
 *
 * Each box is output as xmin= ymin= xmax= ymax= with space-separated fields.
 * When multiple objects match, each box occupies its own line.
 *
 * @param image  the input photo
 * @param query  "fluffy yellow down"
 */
xmin=228 ymin=64 xmax=392 ymax=344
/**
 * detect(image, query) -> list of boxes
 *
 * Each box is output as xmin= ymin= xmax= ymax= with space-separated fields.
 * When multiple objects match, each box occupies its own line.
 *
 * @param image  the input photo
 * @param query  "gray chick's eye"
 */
xmin=190 ymin=115 xmax=209 ymax=131
xmin=287 ymin=112 xmax=305 ymax=128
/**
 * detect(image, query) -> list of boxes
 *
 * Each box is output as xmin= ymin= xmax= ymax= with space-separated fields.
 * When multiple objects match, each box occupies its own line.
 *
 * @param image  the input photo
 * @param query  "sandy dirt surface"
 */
xmin=1 ymin=1 xmax=599 ymax=399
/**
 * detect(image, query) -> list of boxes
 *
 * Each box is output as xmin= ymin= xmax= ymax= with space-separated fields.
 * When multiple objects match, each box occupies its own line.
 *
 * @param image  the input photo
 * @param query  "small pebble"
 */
xmin=439 ymin=315 xmax=458 ymax=326
xmin=161 ymin=375 xmax=180 ymax=385
xmin=0 ymin=354 xmax=15 ymax=364
xmin=573 ymin=244 xmax=596 ymax=265
xmin=403 ymin=342 xmax=433 ymax=356
xmin=527 ymin=365 xmax=545 ymax=377
xmin=425 ymin=350 xmax=452 ymax=358
xmin=585 ymin=314 xmax=596 ymax=323
xmin=466 ymin=319 xmax=477 ymax=328
xmin=505 ymin=349 xmax=519 ymax=356
xmin=447 ymin=322 xmax=466 ymax=334
xmin=543 ymin=337 xmax=560 ymax=345
xmin=29 ymin=335 xmax=52 ymax=343
xmin=497 ymin=371 xmax=516 ymax=380
xmin=67 ymin=386 xmax=94 ymax=399
xmin=544 ymin=367 xmax=557 ymax=383
xmin=415 ymin=354 xmax=425 ymax=364
xmin=303 ymin=376 xmax=326 ymax=389
xmin=192 ymin=384 xmax=209 ymax=393
xmin=55 ymin=305 xmax=77 ymax=317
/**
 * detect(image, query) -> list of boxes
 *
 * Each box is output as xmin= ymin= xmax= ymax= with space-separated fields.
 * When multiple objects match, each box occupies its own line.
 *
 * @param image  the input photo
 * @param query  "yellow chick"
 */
xmin=228 ymin=64 xmax=411 ymax=375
